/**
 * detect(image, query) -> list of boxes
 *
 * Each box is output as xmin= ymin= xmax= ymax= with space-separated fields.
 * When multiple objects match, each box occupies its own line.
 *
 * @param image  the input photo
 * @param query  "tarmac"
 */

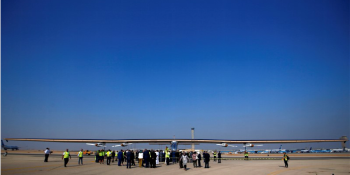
xmin=1 ymin=152 xmax=350 ymax=175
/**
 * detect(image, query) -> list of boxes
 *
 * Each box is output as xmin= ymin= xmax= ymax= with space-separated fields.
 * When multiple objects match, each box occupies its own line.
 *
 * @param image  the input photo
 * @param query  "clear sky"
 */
xmin=1 ymin=0 xmax=349 ymax=151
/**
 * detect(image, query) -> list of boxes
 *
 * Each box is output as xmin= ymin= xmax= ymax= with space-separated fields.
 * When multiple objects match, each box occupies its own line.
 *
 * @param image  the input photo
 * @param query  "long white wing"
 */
xmin=4 ymin=136 xmax=348 ymax=146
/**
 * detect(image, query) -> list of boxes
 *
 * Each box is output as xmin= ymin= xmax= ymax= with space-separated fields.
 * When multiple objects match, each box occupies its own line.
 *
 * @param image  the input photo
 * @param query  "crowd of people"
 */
xmin=43 ymin=148 xmax=289 ymax=170
xmin=43 ymin=147 xmax=221 ymax=170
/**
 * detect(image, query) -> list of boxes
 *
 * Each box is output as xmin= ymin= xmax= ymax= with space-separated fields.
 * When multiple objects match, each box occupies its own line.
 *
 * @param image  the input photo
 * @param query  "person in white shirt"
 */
xmin=155 ymin=150 xmax=159 ymax=165
xmin=44 ymin=148 xmax=50 ymax=162
xmin=180 ymin=152 xmax=190 ymax=171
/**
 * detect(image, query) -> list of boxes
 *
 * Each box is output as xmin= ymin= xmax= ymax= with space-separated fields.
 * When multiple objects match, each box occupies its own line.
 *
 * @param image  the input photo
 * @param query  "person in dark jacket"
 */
xmin=111 ymin=151 xmax=116 ymax=163
xmin=204 ymin=151 xmax=210 ymax=168
xmin=151 ymin=150 xmax=157 ymax=168
xmin=176 ymin=151 xmax=179 ymax=163
xmin=126 ymin=150 xmax=132 ymax=169
xmin=131 ymin=150 xmax=135 ymax=166
xmin=136 ymin=151 xmax=139 ymax=163
xmin=218 ymin=151 xmax=222 ymax=163
xmin=143 ymin=149 xmax=150 ymax=168
xmin=95 ymin=150 xmax=99 ymax=163
xmin=172 ymin=151 xmax=176 ymax=164
xmin=118 ymin=150 xmax=123 ymax=166
xmin=197 ymin=152 xmax=202 ymax=167
xmin=162 ymin=151 xmax=165 ymax=162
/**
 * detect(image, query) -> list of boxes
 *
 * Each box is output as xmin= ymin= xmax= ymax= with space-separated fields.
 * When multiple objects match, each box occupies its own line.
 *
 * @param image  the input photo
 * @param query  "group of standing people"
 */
xmin=178 ymin=151 xmax=209 ymax=170
xmin=203 ymin=151 xmax=211 ymax=168
xmin=52 ymin=148 xmax=216 ymax=169
xmin=43 ymin=147 xmax=290 ymax=169
xmin=213 ymin=151 xmax=222 ymax=163
xmin=45 ymin=148 xmax=79 ymax=167
xmin=138 ymin=149 xmax=159 ymax=168
xmin=117 ymin=149 xmax=135 ymax=168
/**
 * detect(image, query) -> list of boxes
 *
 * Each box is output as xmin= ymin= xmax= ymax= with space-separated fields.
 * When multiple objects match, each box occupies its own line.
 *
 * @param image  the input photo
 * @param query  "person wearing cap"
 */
xmin=44 ymin=148 xmax=51 ymax=162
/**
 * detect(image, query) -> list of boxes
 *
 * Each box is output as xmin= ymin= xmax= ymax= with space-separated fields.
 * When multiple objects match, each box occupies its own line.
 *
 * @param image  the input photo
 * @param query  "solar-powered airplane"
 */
xmin=4 ymin=136 xmax=348 ymax=151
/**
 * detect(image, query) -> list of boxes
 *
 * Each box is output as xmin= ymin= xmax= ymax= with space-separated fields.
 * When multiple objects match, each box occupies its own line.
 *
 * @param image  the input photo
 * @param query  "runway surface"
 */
xmin=1 ymin=153 xmax=349 ymax=175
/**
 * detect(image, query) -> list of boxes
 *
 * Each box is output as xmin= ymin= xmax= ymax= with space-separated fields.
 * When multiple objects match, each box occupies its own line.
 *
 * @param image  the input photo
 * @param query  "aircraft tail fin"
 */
xmin=310 ymin=147 xmax=312 ymax=150
xmin=279 ymin=145 xmax=282 ymax=150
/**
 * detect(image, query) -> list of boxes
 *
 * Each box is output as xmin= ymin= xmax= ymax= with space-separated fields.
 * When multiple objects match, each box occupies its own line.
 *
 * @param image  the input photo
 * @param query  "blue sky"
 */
xmin=1 ymin=0 xmax=349 ymax=150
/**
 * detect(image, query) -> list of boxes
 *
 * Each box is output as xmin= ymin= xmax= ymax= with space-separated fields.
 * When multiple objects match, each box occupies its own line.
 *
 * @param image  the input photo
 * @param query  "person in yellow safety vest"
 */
xmin=213 ymin=152 xmax=217 ymax=161
xmin=166 ymin=151 xmax=170 ymax=165
xmin=99 ymin=149 xmax=104 ymax=164
xmin=62 ymin=149 xmax=71 ymax=167
xmin=77 ymin=149 xmax=83 ymax=165
xmin=149 ymin=150 xmax=152 ymax=167
xmin=244 ymin=151 xmax=249 ymax=159
xmin=106 ymin=149 xmax=112 ymax=165
xmin=165 ymin=147 xmax=169 ymax=165
xmin=282 ymin=152 xmax=289 ymax=168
